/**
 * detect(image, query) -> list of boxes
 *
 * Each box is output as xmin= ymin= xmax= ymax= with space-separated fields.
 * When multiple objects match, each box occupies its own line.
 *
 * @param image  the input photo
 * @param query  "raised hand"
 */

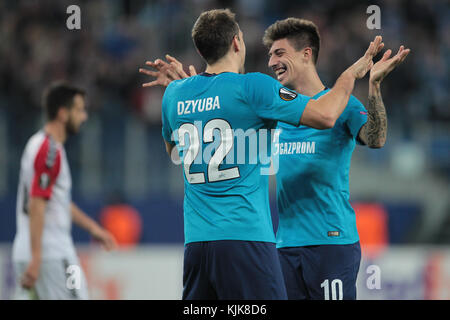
xmin=165 ymin=54 xmax=197 ymax=78
xmin=370 ymin=45 xmax=410 ymax=84
xmin=348 ymin=35 xmax=384 ymax=79
xmin=139 ymin=55 xmax=196 ymax=88
xmin=139 ymin=59 xmax=176 ymax=88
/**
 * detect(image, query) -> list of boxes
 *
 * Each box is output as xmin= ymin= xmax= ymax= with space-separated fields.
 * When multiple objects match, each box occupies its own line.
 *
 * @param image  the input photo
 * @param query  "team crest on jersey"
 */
xmin=39 ymin=173 xmax=50 ymax=189
xmin=279 ymin=87 xmax=297 ymax=101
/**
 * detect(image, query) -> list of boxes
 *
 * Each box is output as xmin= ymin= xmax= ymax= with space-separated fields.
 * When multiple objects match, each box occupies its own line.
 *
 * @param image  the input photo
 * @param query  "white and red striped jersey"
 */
xmin=12 ymin=130 xmax=77 ymax=262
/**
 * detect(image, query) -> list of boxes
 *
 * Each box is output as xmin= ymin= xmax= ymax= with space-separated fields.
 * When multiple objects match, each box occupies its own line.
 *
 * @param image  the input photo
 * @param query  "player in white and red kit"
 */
xmin=12 ymin=83 xmax=117 ymax=300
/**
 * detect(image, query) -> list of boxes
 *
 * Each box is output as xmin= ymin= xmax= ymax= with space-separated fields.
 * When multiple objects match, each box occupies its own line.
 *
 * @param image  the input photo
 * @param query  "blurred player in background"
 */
xmin=140 ymin=9 xmax=382 ymax=299
xmin=12 ymin=83 xmax=117 ymax=300
xmin=145 ymin=17 xmax=409 ymax=300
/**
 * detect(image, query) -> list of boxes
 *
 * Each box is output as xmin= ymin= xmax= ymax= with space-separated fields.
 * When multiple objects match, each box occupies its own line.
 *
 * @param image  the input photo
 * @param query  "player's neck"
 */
xmin=44 ymin=121 xmax=66 ymax=144
xmin=205 ymin=56 xmax=241 ymax=75
xmin=293 ymin=66 xmax=325 ymax=97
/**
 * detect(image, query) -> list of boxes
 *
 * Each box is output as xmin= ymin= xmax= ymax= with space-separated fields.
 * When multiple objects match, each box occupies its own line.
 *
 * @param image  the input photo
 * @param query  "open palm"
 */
xmin=370 ymin=45 xmax=410 ymax=84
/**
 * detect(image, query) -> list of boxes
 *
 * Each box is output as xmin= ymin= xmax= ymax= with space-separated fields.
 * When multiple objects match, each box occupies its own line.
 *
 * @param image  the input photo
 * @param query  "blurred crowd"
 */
xmin=1 ymin=0 xmax=448 ymax=121
xmin=0 ymin=0 xmax=448 ymax=193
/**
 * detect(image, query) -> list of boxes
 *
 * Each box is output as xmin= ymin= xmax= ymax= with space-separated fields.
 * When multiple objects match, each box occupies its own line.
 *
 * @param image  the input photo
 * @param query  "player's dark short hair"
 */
xmin=191 ymin=9 xmax=240 ymax=65
xmin=42 ymin=82 xmax=85 ymax=120
xmin=263 ymin=18 xmax=321 ymax=64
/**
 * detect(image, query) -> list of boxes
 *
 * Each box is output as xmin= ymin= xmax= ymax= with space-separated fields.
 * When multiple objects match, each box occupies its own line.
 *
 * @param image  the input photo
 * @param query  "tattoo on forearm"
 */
xmin=360 ymin=87 xmax=387 ymax=147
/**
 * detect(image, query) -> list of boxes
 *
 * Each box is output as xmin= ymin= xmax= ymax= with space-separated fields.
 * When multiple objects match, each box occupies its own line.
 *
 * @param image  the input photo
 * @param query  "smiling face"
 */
xmin=268 ymin=38 xmax=306 ymax=88
xmin=263 ymin=18 xmax=321 ymax=89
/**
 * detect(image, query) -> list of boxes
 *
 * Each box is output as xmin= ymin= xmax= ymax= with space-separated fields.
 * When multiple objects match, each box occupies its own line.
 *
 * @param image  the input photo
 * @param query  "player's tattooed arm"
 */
xmin=358 ymin=45 xmax=410 ymax=148
xmin=358 ymin=83 xmax=387 ymax=148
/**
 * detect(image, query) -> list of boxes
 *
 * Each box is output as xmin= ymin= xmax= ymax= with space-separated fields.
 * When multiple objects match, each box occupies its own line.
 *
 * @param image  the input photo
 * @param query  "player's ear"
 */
xmin=57 ymin=106 xmax=70 ymax=122
xmin=232 ymin=35 xmax=240 ymax=53
xmin=302 ymin=47 xmax=313 ymax=63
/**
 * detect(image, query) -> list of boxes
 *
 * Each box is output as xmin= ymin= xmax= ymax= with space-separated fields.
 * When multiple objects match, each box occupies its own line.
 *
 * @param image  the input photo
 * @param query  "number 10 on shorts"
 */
xmin=320 ymin=279 xmax=343 ymax=300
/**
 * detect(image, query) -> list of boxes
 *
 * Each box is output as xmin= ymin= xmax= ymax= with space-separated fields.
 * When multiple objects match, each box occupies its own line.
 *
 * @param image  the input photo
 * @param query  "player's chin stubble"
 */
xmin=66 ymin=119 xmax=80 ymax=136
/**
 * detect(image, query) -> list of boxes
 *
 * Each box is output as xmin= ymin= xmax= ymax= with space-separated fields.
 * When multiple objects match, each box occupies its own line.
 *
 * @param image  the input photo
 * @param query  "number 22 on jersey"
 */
xmin=177 ymin=119 xmax=240 ymax=184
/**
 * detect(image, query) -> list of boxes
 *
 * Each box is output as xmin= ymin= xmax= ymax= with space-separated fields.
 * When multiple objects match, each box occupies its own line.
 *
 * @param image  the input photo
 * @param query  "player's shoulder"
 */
xmin=241 ymin=72 xmax=280 ymax=97
xmin=335 ymin=94 xmax=367 ymax=124
xmin=24 ymin=131 xmax=61 ymax=165
xmin=164 ymin=74 xmax=211 ymax=97
xmin=242 ymin=72 xmax=276 ymax=83
xmin=162 ymin=78 xmax=187 ymax=108
xmin=21 ymin=131 xmax=46 ymax=166
xmin=348 ymin=94 xmax=365 ymax=110
xmin=25 ymin=130 xmax=48 ymax=153
xmin=165 ymin=77 xmax=188 ymax=93
xmin=216 ymin=72 xmax=276 ymax=90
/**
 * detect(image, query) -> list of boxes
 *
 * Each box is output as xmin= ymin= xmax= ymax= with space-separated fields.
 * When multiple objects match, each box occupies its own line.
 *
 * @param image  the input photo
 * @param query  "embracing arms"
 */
xmin=140 ymin=36 xmax=409 ymax=136
xmin=140 ymin=36 xmax=384 ymax=131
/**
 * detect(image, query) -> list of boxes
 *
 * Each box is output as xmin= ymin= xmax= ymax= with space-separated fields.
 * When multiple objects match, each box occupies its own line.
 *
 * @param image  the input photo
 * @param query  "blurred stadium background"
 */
xmin=0 ymin=0 xmax=449 ymax=299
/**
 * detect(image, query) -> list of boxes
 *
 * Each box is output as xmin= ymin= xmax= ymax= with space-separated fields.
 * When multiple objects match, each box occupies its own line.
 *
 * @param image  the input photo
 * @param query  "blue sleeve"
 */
xmin=161 ymin=87 xmax=173 ymax=143
xmin=244 ymin=73 xmax=310 ymax=126
xmin=342 ymin=95 xmax=368 ymax=143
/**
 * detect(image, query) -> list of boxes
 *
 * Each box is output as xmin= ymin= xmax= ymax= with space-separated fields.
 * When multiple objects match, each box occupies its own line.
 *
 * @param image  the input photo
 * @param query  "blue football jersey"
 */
xmin=161 ymin=72 xmax=310 ymax=244
xmin=275 ymin=89 xmax=368 ymax=247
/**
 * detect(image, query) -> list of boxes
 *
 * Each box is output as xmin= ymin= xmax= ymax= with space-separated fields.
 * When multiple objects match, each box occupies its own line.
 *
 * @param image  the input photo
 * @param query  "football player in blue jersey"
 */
xmin=262 ymin=18 xmax=409 ymax=301
xmin=140 ymin=9 xmax=384 ymax=300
